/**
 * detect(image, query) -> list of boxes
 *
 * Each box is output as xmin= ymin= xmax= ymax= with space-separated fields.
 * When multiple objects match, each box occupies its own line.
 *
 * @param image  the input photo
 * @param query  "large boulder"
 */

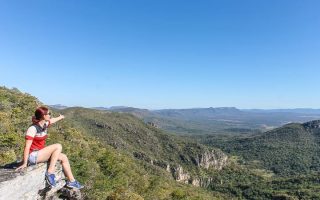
xmin=0 ymin=162 xmax=81 ymax=200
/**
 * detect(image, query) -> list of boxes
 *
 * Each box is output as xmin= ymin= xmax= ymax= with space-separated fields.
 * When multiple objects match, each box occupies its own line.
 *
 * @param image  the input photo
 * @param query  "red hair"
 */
xmin=32 ymin=106 xmax=49 ymax=124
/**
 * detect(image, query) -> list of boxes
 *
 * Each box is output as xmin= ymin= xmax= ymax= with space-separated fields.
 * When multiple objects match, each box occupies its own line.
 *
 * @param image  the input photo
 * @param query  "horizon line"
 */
xmin=49 ymin=104 xmax=320 ymax=111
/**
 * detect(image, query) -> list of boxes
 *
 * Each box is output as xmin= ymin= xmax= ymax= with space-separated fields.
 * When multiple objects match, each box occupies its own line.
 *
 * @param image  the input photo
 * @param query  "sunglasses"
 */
xmin=46 ymin=112 xmax=51 ymax=116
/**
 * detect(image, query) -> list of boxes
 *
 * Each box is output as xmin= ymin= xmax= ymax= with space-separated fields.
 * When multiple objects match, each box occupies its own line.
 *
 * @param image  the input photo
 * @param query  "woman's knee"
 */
xmin=55 ymin=143 xmax=62 ymax=151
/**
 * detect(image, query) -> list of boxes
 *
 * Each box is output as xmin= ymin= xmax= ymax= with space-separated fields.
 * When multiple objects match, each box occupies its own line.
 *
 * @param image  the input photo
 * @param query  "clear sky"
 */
xmin=0 ymin=0 xmax=319 ymax=109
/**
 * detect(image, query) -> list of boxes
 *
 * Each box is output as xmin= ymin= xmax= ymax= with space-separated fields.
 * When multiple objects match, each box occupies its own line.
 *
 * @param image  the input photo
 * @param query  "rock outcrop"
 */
xmin=189 ymin=177 xmax=214 ymax=187
xmin=0 ymin=162 xmax=81 ymax=200
xmin=146 ymin=122 xmax=158 ymax=128
xmin=303 ymin=120 xmax=320 ymax=130
xmin=171 ymin=165 xmax=190 ymax=184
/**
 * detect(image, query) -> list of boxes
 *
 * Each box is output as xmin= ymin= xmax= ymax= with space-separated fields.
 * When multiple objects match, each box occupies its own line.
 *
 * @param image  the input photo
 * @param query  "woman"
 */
xmin=16 ymin=106 xmax=83 ymax=189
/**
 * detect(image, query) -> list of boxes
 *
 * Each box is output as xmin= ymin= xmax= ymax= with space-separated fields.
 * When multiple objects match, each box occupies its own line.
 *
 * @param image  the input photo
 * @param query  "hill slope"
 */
xmin=199 ymin=121 xmax=320 ymax=176
xmin=60 ymin=107 xmax=229 ymax=182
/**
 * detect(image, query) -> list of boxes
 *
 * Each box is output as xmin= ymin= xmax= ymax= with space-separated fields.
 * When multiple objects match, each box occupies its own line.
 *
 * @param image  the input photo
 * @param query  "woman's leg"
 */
xmin=37 ymin=143 xmax=62 ymax=174
xmin=58 ymin=153 xmax=75 ymax=182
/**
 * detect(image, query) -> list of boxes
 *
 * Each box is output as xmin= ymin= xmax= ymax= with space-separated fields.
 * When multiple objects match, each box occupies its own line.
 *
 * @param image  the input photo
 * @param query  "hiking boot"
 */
xmin=66 ymin=180 xmax=84 ymax=189
xmin=45 ymin=172 xmax=56 ymax=187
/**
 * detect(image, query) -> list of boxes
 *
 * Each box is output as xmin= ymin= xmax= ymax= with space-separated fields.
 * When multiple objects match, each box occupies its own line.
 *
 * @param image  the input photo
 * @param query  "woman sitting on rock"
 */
xmin=16 ymin=106 xmax=83 ymax=189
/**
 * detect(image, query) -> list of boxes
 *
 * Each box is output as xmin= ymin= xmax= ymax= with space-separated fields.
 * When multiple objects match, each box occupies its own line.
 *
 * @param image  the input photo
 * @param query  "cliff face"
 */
xmin=0 ymin=162 xmax=81 ymax=200
xmin=196 ymin=149 xmax=228 ymax=170
xmin=170 ymin=166 xmax=213 ymax=187
xmin=171 ymin=149 xmax=228 ymax=186
xmin=133 ymin=148 xmax=228 ymax=188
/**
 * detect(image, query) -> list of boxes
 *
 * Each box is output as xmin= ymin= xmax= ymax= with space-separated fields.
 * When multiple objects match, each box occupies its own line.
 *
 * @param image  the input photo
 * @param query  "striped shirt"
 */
xmin=25 ymin=121 xmax=51 ymax=154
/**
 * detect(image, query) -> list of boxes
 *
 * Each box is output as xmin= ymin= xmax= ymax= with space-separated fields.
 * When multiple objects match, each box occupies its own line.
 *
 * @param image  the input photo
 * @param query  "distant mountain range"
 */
xmin=50 ymin=105 xmax=320 ymax=135
xmin=49 ymin=104 xmax=69 ymax=110
xmin=243 ymin=108 xmax=320 ymax=114
xmin=50 ymin=104 xmax=320 ymax=115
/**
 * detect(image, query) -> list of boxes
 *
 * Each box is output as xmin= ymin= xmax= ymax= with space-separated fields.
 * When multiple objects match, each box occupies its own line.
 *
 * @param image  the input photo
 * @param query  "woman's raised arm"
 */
xmin=49 ymin=114 xmax=65 ymax=124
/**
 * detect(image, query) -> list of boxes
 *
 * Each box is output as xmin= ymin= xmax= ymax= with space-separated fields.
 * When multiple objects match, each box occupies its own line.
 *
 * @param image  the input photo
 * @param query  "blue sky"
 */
xmin=0 ymin=0 xmax=319 ymax=109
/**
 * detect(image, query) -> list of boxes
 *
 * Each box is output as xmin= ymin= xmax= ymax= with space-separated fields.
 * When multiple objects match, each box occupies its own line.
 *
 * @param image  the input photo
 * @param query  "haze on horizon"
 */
xmin=0 ymin=1 xmax=319 ymax=109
